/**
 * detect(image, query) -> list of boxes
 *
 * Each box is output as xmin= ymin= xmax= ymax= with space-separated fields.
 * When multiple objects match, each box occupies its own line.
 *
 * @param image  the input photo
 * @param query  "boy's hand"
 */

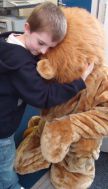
xmin=81 ymin=63 xmax=94 ymax=81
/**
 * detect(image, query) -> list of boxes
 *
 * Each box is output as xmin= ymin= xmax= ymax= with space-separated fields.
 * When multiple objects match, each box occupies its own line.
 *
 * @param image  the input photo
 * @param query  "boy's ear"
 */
xmin=24 ymin=22 xmax=31 ymax=34
xmin=36 ymin=59 xmax=56 ymax=80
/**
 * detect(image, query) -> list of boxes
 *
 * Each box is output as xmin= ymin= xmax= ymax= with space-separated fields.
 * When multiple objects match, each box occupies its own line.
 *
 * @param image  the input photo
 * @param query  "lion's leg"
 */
xmin=51 ymin=162 xmax=94 ymax=189
xmin=14 ymin=116 xmax=50 ymax=174
xmin=50 ymin=138 xmax=102 ymax=189
xmin=15 ymin=129 xmax=50 ymax=174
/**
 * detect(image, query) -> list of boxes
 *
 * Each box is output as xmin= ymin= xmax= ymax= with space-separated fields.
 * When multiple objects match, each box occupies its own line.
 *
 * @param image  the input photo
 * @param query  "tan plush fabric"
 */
xmin=15 ymin=116 xmax=50 ymax=174
xmin=15 ymin=7 xmax=107 ymax=189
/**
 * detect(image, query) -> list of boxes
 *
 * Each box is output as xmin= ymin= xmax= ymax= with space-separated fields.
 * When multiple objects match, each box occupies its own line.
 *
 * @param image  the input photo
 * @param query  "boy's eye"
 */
xmin=38 ymin=40 xmax=45 ymax=46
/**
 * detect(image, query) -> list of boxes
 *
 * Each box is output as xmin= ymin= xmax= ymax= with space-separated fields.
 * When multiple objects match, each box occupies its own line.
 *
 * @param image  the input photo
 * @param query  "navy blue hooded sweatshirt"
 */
xmin=0 ymin=32 xmax=86 ymax=138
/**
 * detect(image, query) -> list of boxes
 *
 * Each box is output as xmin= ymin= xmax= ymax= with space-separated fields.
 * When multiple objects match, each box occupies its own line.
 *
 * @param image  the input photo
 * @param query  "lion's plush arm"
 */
xmin=41 ymin=116 xmax=80 ymax=163
xmin=41 ymin=106 xmax=108 ymax=163
xmin=69 ymin=106 xmax=108 ymax=138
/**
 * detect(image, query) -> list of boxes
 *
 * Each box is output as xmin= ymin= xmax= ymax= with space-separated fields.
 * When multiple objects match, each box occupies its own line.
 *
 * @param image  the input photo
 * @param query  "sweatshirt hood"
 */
xmin=0 ymin=37 xmax=37 ymax=74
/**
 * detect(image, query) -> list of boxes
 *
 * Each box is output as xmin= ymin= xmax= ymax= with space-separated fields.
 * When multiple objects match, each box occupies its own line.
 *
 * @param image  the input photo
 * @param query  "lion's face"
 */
xmin=38 ymin=7 xmax=104 ymax=83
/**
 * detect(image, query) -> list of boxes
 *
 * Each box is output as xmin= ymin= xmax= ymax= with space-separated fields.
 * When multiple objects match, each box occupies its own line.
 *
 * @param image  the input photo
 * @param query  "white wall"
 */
xmin=103 ymin=1 xmax=108 ymax=65
xmin=91 ymin=0 xmax=108 ymax=65
xmin=19 ymin=0 xmax=57 ymax=17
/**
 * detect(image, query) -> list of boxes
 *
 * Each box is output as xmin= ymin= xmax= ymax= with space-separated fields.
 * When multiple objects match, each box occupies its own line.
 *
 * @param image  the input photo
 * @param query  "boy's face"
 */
xmin=25 ymin=24 xmax=58 ymax=55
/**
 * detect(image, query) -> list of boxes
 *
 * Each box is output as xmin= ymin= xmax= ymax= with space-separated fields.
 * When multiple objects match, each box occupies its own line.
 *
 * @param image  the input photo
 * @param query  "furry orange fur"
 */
xmin=15 ymin=7 xmax=108 ymax=189
xmin=37 ymin=7 xmax=104 ymax=83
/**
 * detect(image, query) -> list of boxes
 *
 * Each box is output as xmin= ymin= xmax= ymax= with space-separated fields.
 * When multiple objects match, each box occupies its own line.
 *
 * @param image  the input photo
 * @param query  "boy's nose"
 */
xmin=40 ymin=47 xmax=49 ymax=54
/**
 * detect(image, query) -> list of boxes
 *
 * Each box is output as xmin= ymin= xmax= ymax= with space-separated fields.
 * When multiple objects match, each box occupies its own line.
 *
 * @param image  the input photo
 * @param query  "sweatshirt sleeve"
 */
xmin=10 ymin=61 xmax=86 ymax=109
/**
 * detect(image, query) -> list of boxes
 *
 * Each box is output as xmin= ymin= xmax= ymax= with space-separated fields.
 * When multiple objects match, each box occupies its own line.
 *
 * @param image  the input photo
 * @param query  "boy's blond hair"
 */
xmin=27 ymin=2 xmax=67 ymax=42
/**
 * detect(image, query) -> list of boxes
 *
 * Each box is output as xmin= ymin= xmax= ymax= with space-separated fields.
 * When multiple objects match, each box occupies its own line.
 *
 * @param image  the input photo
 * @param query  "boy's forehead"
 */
xmin=34 ymin=32 xmax=57 ymax=47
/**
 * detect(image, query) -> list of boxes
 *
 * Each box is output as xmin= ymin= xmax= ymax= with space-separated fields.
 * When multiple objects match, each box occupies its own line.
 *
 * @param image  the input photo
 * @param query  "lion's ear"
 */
xmin=36 ymin=59 xmax=56 ymax=80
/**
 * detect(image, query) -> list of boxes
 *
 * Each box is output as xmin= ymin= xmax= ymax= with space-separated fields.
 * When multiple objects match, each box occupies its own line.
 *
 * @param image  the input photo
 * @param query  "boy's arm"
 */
xmin=10 ymin=62 xmax=86 ymax=109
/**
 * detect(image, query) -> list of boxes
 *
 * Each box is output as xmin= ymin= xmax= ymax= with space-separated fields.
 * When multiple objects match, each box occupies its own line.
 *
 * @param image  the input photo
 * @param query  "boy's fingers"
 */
xmin=87 ymin=63 xmax=94 ymax=73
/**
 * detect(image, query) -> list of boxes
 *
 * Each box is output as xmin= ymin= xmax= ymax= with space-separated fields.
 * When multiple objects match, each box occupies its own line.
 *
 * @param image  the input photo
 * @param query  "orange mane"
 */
xmin=42 ymin=7 xmax=105 ymax=83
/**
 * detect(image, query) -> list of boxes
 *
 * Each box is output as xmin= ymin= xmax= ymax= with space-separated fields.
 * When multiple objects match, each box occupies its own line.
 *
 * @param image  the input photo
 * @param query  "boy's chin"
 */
xmin=31 ymin=50 xmax=40 ymax=56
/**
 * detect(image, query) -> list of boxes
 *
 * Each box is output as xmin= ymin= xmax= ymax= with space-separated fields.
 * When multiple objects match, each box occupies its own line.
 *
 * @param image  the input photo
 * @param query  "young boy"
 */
xmin=0 ymin=2 xmax=94 ymax=189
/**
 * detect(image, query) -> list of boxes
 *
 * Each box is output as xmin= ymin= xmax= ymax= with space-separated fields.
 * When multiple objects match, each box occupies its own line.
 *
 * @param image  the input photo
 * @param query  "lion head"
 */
xmin=37 ymin=7 xmax=105 ymax=83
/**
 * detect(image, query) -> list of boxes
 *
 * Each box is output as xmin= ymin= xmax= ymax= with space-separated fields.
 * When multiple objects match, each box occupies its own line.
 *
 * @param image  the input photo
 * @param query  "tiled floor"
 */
xmin=31 ymin=172 xmax=54 ymax=189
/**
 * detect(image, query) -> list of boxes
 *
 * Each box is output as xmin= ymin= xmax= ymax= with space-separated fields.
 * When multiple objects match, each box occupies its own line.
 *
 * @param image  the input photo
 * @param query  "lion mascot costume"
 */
xmin=14 ymin=7 xmax=108 ymax=189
